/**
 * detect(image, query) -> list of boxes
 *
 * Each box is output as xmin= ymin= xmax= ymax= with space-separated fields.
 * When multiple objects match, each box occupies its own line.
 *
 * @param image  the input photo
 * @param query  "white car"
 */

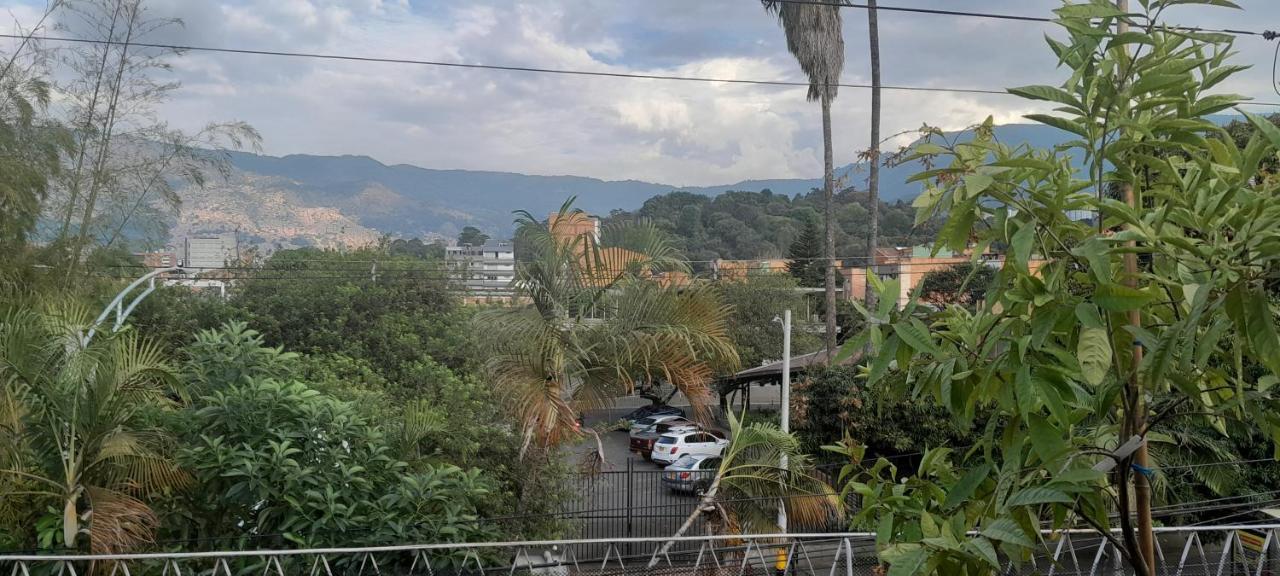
xmin=628 ymin=414 xmax=686 ymax=437
xmin=651 ymin=430 xmax=728 ymax=465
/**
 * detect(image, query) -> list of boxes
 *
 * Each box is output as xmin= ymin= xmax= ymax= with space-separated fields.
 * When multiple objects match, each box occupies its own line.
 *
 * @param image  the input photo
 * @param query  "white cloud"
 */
xmin=3 ymin=0 xmax=1278 ymax=187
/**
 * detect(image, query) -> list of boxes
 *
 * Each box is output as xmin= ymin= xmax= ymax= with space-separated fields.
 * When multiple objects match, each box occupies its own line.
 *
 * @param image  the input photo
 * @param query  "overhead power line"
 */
xmin=760 ymin=0 xmax=1280 ymax=38
xmin=6 ymin=32 xmax=1280 ymax=106
xmin=0 ymin=33 xmax=1005 ymax=96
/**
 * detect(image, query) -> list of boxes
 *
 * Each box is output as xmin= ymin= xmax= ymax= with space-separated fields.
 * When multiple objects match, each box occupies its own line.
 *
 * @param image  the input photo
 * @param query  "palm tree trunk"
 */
xmin=821 ymin=90 xmax=837 ymax=358
xmin=648 ymin=473 xmax=722 ymax=568
xmin=864 ymin=0 xmax=882 ymax=313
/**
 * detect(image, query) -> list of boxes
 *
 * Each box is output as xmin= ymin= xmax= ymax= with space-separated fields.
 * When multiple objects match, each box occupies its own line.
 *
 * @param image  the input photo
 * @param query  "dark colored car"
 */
xmin=661 ymin=454 xmax=722 ymax=494
xmin=618 ymin=404 xmax=684 ymax=429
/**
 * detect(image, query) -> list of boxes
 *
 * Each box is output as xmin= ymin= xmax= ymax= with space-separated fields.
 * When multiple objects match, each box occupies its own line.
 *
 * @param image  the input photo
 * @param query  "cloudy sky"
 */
xmin=4 ymin=0 xmax=1280 ymax=186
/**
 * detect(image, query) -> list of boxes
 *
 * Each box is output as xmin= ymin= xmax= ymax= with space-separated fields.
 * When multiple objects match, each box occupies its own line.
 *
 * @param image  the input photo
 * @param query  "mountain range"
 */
xmin=172 ymin=117 xmax=1236 ymax=249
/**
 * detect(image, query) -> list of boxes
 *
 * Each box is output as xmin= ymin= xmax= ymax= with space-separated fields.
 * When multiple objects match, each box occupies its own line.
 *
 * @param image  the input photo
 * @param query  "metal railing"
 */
xmin=4 ymin=526 xmax=1280 ymax=576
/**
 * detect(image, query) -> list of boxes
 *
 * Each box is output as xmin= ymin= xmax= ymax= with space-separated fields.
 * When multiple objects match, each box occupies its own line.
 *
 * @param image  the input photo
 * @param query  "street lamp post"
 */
xmin=778 ymin=309 xmax=791 ymax=534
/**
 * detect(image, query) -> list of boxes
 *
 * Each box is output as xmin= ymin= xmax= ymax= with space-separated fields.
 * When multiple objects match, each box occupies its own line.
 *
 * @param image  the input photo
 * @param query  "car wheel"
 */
xmin=695 ymin=482 xmax=709 ymax=497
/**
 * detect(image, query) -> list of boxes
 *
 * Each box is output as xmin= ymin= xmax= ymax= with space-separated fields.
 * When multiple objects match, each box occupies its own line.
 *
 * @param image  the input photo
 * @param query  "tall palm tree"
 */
xmin=864 ymin=0 xmax=882 ymax=316
xmin=480 ymin=199 xmax=739 ymax=454
xmin=650 ymin=411 xmax=842 ymax=566
xmin=0 ymin=299 xmax=184 ymax=552
xmin=762 ymin=0 xmax=845 ymax=358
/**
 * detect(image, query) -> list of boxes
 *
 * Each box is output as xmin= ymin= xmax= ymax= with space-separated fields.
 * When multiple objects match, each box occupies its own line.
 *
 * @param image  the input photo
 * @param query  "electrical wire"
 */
xmin=762 ymin=0 xmax=1280 ymax=39
xmin=0 ymin=33 xmax=1005 ymax=96
xmin=1160 ymin=457 xmax=1277 ymax=471
xmin=5 ymin=32 xmax=1280 ymax=107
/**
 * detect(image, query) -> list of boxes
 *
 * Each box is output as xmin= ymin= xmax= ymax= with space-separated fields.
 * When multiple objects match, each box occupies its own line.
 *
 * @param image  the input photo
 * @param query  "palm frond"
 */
xmin=762 ymin=0 xmax=845 ymax=102
xmin=85 ymin=486 xmax=158 ymax=554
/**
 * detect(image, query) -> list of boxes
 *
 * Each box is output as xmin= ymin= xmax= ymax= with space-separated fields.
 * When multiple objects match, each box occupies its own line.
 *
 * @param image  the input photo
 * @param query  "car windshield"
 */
xmin=634 ymin=417 xmax=656 ymax=427
xmin=672 ymin=455 xmax=698 ymax=468
xmin=656 ymin=436 xmax=677 ymax=444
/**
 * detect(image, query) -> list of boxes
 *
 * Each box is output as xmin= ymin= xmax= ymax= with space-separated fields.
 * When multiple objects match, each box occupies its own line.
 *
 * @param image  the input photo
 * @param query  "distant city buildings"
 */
xmin=183 ymin=233 xmax=239 ymax=270
xmin=446 ymin=241 xmax=516 ymax=304
xmin=135 ymin=250 xmax=178 ymax=269
xmin=711 ymin=258 xmax=788 ymax=281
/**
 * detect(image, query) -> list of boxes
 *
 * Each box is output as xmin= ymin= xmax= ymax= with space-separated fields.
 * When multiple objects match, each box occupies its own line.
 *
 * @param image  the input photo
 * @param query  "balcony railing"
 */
xmin=3 ymin=525 xmax=1280 ymax=575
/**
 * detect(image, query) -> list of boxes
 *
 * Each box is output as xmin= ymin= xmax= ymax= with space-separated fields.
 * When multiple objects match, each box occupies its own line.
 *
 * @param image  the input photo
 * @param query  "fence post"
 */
xmin=626 ymin=457 xmax=635 ymax=556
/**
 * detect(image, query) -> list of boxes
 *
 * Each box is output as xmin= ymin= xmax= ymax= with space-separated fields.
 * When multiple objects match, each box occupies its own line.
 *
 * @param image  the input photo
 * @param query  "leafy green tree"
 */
xmin=388 ymin=236 xmax=447 ymax=260
xmin=786 ymin=218 xmax=825 ymax=287
xmin=0 ymin=301 xmax=182 ymax=553
xmin=233 ymin=247 xmax=472 ymax=389
xmin=839 ymin=2 xmax=1280 ymax=574
xmin=178 ymin=378 xmax=496 ymax=549
xmin=457 ymin=226 xmax=490 ymax=247
xmin=0 ymin=51 xmax=65 ymax=251
xmin=719 ymin=273 xmax=821 ymax=368
xmin=793 ymin=366 xmax=975 ymax=458
xmin=916 ymin=262 xmax=996 ymax=307
xmin=604 ymin=189 xmax=940 ymax=262
xmin=479 ymin=200 xmax=739 ymax=451
xmin=170 ymin=322 xmax=498 ymax=549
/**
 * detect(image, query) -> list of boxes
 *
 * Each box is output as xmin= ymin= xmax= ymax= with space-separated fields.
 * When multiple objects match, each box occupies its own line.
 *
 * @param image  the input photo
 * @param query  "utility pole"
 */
xmin=863 ymin=0 xmax=882 ymax=320
xmin=776 ymin=310 xmax=792 ymax=533
xmin=777 ymin=309 xmax=792 ymax=574
xmin=1114 ymin=0 xmax=1155 ymax=573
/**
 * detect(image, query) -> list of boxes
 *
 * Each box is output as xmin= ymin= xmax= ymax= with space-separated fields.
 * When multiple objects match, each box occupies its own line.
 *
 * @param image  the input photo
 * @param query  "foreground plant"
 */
xmin=652 ymin=411 xmax=841 ymax=566
xmin=838 ymin=1 xmax=1280 ymax=574
xmin=0 ymin=300 xmax=182 ymax=552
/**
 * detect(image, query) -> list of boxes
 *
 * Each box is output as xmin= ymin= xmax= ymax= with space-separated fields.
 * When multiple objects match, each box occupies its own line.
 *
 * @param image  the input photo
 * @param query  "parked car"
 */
xmin=630 ymin=418 xmax=699 ymax=460
xmin=628 ymin=414 xmax=685 ymax=437
xmin=651 ymin=430 xmax=728 ymax=465
xmin=661 ymin=454 xmax=722 ymax=494
xmin=618 ymin=404 xmax=684 ymax=429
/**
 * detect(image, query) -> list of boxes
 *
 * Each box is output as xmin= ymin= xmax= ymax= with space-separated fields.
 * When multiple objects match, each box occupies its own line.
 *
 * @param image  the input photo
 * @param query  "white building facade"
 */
xmin=445 ymin=242 xmax=516 ymax=302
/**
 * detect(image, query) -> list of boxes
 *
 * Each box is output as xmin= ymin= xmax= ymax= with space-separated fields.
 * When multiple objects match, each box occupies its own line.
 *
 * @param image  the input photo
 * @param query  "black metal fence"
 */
xmin=555 ymin=459 xmax=847 ymax=559
xmin=560 ymin=459 xmax=705 ymax=558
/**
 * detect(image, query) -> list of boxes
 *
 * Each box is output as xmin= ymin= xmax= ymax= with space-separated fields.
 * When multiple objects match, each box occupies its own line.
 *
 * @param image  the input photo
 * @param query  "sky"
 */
xmin=4 ymin=0 xmax=1280 ymax=187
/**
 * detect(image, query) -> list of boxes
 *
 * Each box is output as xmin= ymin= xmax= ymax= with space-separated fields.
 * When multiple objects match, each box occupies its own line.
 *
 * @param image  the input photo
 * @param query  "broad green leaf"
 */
xmin=1007 ymin=85 xmax=1082 ymax=110
xmin=1094 ymin=283 xmax=1155 ymax=312
xmin=1078 ymin=327 xmax=1112 ymax=386
xmin=877 ymin=512 xmax=895 ymax=546
xmin=1006 ymin=486 xmax=1073 ymax=507
xmin=1240 ymin=110 xmax=1280 ymax=149
xmin=867 ymin=336 xmax=900 ymax=385
xmin=913 ymin=142 xmax=946 ymax=155
xmin=1029 ymin=417 xmax=1066 ymax=462
xmin=965 ymin=173 xmax=995 ymax=198
xmin=1071 ymin=237 xmax=1112 ymax=283
xmin=894 ymin=319 xmax=940 ymax=357
xmin=964 ymin=538 xmax=1000 ymax=568
xmin=884 ymin=544 xmax=928 ymax=576
xmin=1011 ymin=223 xmax=1035 ymax=272
xmin=980 ymin=517 xmax=1035 ymax=547
xmin=944 ymin=463 xmax=993 ymax=510
xmin=1049 ymin=467 xmax=1107 ymax=488
xmin=1075 ymin=303 xmax=1104 ymax=330
xmin=1025 ymin=114 xmax=1089 ymax=138
xmin=1240 ymin=286 xmax=1280 ymax=377
xmin=993 ymin=157 xmax=1056 ymax=171
xmin=1107 ymin=31 xmax=1153 ymax=48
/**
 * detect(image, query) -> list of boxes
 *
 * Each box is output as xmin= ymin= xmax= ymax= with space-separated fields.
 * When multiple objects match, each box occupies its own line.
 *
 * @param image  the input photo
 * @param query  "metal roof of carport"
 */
xmin=721 ymin=348 xmax=862 ymax=384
